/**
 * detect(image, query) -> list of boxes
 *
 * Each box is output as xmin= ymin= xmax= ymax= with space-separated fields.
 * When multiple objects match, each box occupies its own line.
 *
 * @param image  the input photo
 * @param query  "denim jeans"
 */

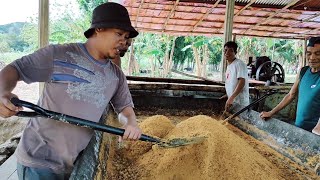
xmin=17 ymin=163 xmax=70 ymax=180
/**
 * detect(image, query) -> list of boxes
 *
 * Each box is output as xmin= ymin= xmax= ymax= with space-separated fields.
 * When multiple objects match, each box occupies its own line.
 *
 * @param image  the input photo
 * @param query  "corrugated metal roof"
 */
xmin=123 ymin=0 xmax=320 ymax=39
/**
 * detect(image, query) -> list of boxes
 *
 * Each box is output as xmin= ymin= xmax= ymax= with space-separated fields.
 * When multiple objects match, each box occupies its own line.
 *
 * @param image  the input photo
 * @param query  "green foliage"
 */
xmin=49 ymin=1 xmax=90 ymax=44
xmin=77 ymin=0 xmax=106 ymax=16
xmin=0 ymin=22 xmax=31 ymax=52
xmin=0 ymin=40 xmax=11 ymax=53
xmin=180 ymin=36 xmax=223 ymax=67
xmin=20 ymin=22 xmax=38 ymax=50
xmin=237 ymin=36 xmax=303 ymax=65
xmin=208 ymin=37 xmax=223 ymax=65
xmin=0 ymin=22 xmax=25 ymax=34
xmin=174 ymin=36 xmax=193 ymax=68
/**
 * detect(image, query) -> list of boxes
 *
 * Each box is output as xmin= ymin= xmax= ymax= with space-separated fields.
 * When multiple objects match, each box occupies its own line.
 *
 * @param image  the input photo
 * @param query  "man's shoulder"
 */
xmin=50 ymin=43 xmax=81 ymax=50
xmin=233 ymin=58 xmax=247 ymax=68
xmin=41 ymin=43 xmax=80 ymax=53
xmin=235 ymin=58 xmax=245 ymax=64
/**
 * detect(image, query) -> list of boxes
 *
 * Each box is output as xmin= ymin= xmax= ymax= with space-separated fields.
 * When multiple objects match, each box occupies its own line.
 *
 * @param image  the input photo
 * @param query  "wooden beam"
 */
xmin=127 ymin=1 xmax=308 ymax=16
xmin=128 ymin=6 xmax=316 ymax=22
xmin=191 ymin=0 xmax=221 ymax=32
xmin=242 ymin=0 xmax=300 ymax=34
xmin=234 ymin=0 xmax=257 ymax=17
xmin=221 ymin=0 xmax=235 ymax=81
xmin=162 ymin=0 xmax=180 ymax=32
xmin=268 ymin=12 xmax=320 ymax=36
xmin=291 ymin=0 xmax=314 ymax=9
xmin=135 ymin=25 xmax=310 ymax=36
xmin=39 ymin=0 xmax=49 ymax=94
xmin=301 ymin=27 xmax=320 ymax=36
xmin=131 ymin=16 xmax=316 ymax=31
xmin=139 ymin=28 xmax=307 ymax=40
xmin=134 ymin=0 xmax=144 ymax=27
xmin=126 ymin=75 xmax=225 ymax=86
xmin=39 ymin=0 xmax=49 ymax=48
xmin=215 ymin=0 xmax=255 ymax=38
xmin=129 ymin=5 xmax=304 ymax=17
xmin=301 ymin=38 xmax=307 ymax=67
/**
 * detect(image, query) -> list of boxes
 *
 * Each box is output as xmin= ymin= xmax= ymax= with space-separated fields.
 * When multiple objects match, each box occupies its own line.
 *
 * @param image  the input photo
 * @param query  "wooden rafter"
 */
xmin=191 ymin=0 xmax=221 ymax=32
xmin=128 ymin=2 xmax=309 ymax=16
xmin=234 ymin=0 xmax=257 ymax=17
xmin=125 ymin=0 xmax=320 ymax=39
xmin=300 ymin=27 xmax=320 ymax=36
xmin=134 ymin=0 xmax=145 ymax=28
xmin=291 ymin=0 xmax=314 ymax=9
xmin=141 ymin=28 xmax=304 ymax=40
xmin=128 ymin=7 xmax=316 ymax=24
xmin=242 ymin=0 xmax=300 ymax=34
xmin=131 ymin=16 xmax=316 ymax=32
xmin=162 ymin=0 xmax=180 ymax=32
xmin=268 ymin=12 xmax=320 ymax=36
xmin=139 ymin=25 xmax=306 ymax=35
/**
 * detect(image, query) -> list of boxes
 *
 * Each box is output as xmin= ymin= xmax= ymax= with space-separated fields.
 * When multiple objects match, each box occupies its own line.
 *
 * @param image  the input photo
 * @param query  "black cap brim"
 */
xmin=84 ymin=23 xmax=139 ymax=39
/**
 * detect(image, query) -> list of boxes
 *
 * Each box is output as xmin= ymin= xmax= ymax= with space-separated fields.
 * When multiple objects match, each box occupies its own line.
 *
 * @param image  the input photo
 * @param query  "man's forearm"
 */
xmin=230 ymin=78 xmax=245 ymax=99
xmin=0 ymin=65 xmax=19 ymax=94
xmin=270 ymin=93 xmax=295 ymax=115
xmin=118 ymin=106 xmax=137 ymax=126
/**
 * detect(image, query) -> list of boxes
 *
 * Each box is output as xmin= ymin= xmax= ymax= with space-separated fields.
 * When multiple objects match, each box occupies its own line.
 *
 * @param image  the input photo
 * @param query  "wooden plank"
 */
xmin=0 ymin=155 xmax=18 ymax=180
xmin=126 ymin=75 xmax=225 ymax=86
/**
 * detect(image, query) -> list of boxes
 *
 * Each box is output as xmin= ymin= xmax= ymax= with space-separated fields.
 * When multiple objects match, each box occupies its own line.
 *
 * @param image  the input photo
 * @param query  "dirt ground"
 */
xmin=0 ymin=82 xmax=39 ymax=144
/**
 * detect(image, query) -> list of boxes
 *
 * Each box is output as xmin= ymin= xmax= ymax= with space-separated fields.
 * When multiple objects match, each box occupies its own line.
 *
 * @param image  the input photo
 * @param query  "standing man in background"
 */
xmin=222 ymin=41 xmax=250 ymax=111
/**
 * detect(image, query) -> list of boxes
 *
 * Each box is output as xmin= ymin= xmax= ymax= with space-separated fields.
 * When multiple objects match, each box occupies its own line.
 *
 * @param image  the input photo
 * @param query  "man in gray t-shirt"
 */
xmin=222 ymin=41 xmax=249 ymax=111
xmin=0 ymin=2 xmax=142 ymax=179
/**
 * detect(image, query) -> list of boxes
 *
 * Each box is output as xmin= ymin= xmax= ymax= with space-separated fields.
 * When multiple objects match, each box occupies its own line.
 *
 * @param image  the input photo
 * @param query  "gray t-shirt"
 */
xmin=225 ymin=58 xmax=250 ymax=106
xmin=10 ymin=43 xmax=133 ymax=173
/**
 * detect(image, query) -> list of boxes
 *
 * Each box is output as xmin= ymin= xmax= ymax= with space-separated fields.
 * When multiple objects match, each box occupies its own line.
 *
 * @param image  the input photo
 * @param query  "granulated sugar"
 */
xmin=96 ymin=115 xmax=317 ymax=180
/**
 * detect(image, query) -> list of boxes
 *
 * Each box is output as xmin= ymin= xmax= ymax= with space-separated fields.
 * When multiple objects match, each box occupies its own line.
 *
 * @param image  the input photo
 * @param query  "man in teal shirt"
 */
xmin=260 ymin=37 xmax=320 ymax=135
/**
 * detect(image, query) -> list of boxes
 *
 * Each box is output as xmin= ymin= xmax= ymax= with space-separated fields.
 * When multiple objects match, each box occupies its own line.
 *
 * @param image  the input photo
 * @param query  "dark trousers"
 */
xmin=17 ymin=163 xmax=70 ymax=180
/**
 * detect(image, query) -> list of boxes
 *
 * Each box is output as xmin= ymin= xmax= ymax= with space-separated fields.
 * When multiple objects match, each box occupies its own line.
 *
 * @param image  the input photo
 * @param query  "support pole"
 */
xmin=39 ymin=0 xmax=49 ymax=93
xmin=221 ymin=0 xmax=235 ymax=81
xmin=301 ymin=38 xmax=307 ymax=68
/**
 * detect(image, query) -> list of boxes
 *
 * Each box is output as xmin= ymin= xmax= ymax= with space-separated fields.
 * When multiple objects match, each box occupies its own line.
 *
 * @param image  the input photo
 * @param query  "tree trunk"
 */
xmin=151 ymin=56 xmax=155 ymax=77
xmin=202 ymin=44 xmax=208 ymax=78
xmin=163 ymin=40 xmax=170 ymax=78
xmin=192 ymin=46 xmax=201 ymax=77
xmin=167 ymin=37 xmax=176 ymax=77
xmin=128 ymin=39 xmax=135 ymax=75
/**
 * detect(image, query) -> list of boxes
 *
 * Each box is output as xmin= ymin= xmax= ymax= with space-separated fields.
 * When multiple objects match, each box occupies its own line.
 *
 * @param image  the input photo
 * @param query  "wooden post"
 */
xmin=221 ymin=0 xmax=235 ymax=81
xmin=232 ymin=34 xmax=236 ymax=42
xmin=39 ymin=0 xmax=49 ymax=48
xmin=301 ymin=38 xmax=307 ymax=68
xmin=38 ymin=0 xmax=49 ymax=93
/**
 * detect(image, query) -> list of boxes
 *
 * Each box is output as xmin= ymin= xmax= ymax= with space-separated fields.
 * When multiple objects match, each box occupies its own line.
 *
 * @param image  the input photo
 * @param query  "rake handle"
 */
xmin=11 ymin=97 xmax=161 ymax=143
xmin=222 ymin=89 xmax=277 ymax=124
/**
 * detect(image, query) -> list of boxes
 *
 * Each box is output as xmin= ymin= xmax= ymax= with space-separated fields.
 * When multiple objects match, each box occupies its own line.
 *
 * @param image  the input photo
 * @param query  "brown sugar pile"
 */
xmin=119 ymin=115 xmax=175 ymax=160
xmin=97 ymin=115 xmax=315 ymax=180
